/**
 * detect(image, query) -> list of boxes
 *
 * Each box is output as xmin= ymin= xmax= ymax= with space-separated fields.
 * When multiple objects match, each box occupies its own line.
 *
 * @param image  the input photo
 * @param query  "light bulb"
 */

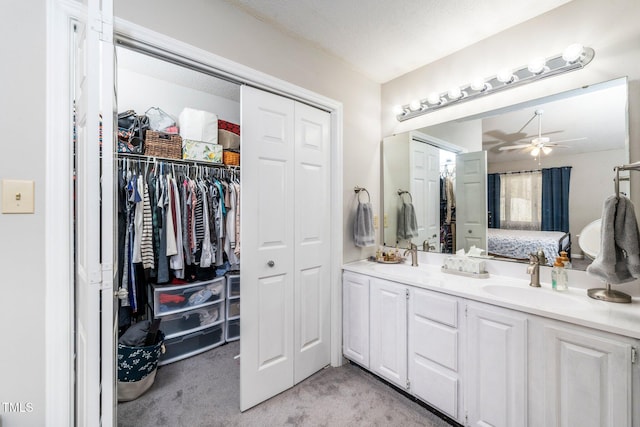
xmin=427 ymin=92 xmax=442 ymax=105
xmin=409 ymin=99 xmax=422 ymax=111
xmin=393 ymin=105 xmax=405 ymax=115
xmin=563 ymin=43 xmax=584 ymax=63
xmin=470 ymin=77 xmax=487 ymax=91
xmin=497 ymin=68 xmax=514 ymax=83
xmin=448 ymin=86 xmax=462 ymax=100
xmin=542 ymin=146 xmax=552 ymax=155
xmin=528 ymin=57 xmax=547 ymax=74
xmin=531 ymin=147 xmax=540 ymax=157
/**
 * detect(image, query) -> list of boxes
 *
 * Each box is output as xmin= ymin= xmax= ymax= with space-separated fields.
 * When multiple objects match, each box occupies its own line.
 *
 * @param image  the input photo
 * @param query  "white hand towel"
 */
xmin=354 ymin=201 xmax=375 ymax=247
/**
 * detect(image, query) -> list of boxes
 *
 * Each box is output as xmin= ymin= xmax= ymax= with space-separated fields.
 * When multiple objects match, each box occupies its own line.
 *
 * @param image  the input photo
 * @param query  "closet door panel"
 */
xmin=294 ymin=103 xmax=332 ymax=384
xmin=241 ymin=86 xmax=295 ymax=411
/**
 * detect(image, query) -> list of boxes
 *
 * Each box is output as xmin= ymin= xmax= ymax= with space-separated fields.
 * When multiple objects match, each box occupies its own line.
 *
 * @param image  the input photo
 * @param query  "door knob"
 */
xmin=468 ymin=230 xmax=472 ymax=234
xmin=115 ymin=287 xmax=129 ymax=300
xmin=267 ymin=260 xmax=275 ymax=267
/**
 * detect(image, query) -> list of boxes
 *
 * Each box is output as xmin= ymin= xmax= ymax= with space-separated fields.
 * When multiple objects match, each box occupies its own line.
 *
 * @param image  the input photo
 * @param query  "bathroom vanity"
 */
xmin=343 ymin=256 xmax=640 ymax=427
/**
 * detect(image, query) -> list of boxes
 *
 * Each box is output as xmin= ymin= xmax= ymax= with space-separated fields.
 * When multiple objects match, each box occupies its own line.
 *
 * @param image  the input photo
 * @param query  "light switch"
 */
xmin=373 ymin=215 xmax=379 ymax=228
xmin=2 ymin=179 xmax=35 ymax=214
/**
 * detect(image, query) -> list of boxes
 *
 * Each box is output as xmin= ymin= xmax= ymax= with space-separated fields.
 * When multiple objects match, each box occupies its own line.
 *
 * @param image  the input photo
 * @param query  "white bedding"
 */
xmin=487 ymin=229 xmax=568 ymax=265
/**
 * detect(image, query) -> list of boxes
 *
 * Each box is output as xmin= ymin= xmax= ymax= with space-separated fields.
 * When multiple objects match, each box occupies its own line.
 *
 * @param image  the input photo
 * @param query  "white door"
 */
xmin=342 ymin=272 xmax=370 ymax=367
xmin=466 ymin=302 xmax=527 ymax=427
xmin=75 ymin=0 xmax=116 ymax=425
xmin=293 ymin=103 xmax=331 ymax=383
xmin=543 ymin=325 xmax=632 ymax=427
xmin=456 ymin=151 xmax=487 ymax=253
xmin=370 ymin=278 xmax=408 ymax=389
xmin=240 ymin=86 xmax=296 ymax=411
xmin=410 ymin=140 xmax=440 ymax=249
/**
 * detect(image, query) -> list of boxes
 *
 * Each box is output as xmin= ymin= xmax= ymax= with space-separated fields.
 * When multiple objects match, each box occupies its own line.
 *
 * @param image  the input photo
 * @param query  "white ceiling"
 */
xmin=223 ymin=0 xmax=573 ymax=83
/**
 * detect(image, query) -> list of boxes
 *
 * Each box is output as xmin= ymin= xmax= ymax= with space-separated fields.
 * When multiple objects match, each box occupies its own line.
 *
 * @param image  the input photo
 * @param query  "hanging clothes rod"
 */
xmin=614 ymin=161 xmax=640 ymax=196
xmin=117 ymin=152 xmax=240 ymax=169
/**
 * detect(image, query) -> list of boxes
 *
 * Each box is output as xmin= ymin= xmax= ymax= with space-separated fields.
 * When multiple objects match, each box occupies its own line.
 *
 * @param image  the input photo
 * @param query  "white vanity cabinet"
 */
xmin=370 ymin=278 xmax=408 ymax=389
xmin=342 ymin=272 xmax=371 ymax=367
xmin=465 ymin=301 xmax=528 ymax=427
xmin=408 ymin=288 xmax=463 ymax=420
xmin=529 ymin=318 xmax=638 ymax=427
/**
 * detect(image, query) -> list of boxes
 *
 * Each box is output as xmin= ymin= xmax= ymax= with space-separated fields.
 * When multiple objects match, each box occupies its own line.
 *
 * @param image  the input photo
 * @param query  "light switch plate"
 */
xmin=2 ymin=179 xmax=35 ymax=214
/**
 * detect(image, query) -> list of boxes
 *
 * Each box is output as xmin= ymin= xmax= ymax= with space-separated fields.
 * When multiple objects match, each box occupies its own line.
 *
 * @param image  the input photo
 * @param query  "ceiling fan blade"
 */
xmin=549 ymin=137 xmax=587 ymax=144
xmin=499 ymin=144 xmax=533 ymax=151
xmin=546 ymin=144 xmax=571 ymax=148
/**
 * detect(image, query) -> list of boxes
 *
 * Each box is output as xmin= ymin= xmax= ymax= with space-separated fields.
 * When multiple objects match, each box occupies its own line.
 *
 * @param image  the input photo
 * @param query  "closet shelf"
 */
xmin=116 ymin=152 xmax=240 ymax=169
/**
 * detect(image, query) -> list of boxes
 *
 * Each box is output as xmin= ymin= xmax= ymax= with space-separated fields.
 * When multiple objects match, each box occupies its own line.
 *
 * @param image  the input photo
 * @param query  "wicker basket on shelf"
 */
xmin=144 ymin=130 xmax=182 ymax=159
xmin=223 ymin=150 xmax=240 ymax=166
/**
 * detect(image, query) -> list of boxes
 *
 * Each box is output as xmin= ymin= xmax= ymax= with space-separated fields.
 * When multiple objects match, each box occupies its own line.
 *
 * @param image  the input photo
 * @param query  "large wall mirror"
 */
xmin=382 ymin=77 xmax=629 ymax=271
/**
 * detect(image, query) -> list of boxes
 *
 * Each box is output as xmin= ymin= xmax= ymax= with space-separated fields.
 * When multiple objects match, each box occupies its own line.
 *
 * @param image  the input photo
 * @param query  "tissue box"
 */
xmin=182 ymin=139 xmax=222 ymax=163
xmin=443 ymin=256 xmax=486 ymax=274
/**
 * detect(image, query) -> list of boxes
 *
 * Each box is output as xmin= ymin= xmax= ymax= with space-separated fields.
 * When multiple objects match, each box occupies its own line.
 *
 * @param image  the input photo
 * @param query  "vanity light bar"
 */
xmin=395 ymin=44 xmax=595 ymax=122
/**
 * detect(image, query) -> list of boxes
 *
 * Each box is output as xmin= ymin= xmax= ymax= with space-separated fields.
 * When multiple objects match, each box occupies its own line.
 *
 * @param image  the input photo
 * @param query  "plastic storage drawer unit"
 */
xmin=159 ymin=300 xmax=224 ymax=339
xmin=227 ymin=274 xmax=240 ymax=298
xmin=153 ymin=277 xmax=225 ymax=316
xmin=226 ymin=318 xmax=240 ymax=342
xmin=227 ymin=299 xmax=240 ymax=319
xmin=160 ymin=320 xmax=225 ymax=365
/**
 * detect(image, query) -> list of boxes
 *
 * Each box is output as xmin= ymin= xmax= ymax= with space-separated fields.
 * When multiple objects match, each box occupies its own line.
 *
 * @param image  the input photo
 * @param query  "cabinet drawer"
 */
xmin=153 ymin=277 xmax=225 ymax=316
xmin=160 ymin=321 xmax=225 ymax=365
xmin=412 ymin=288 xmax=457 ymax=327
xmin=227 ymin=298 xmax=240 ymax=319
xmin=160 ymin=300 xmax=223 ymax=339
xmin=226 ymin=318 xmax=240 ymax=342
xmin=412 ymin=362 xmax=459 ymax=419
xmin=413 ymin=318 xmax=458 ymax=371
xmin=227 ymin=274 xmax=240 ymax=297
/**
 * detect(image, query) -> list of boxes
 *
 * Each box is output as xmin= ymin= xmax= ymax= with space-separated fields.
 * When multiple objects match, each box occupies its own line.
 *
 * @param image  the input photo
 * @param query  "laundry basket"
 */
xmin=117 ymin=331 xmax=165 ymax=402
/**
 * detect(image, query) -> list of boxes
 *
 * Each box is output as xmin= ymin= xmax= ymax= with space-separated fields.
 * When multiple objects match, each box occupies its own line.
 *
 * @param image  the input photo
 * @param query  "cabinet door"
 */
xmin=466 ymin=302 xmax=527 ymax=427
xmin=543 ymin=325 xmax=633 ymax=427
xmin=409 ymin=288 xmax=461 ymax=420
xmin=342 ymin=272 xmax=370 ymax=367
xmin=370 ymin=278 xmax=408 ymax=389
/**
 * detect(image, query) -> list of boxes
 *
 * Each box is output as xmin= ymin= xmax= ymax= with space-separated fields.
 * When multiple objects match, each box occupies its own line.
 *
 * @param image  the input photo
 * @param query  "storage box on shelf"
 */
xmin=226 ymin=274 xmax=240 ymax=342
xmin=144 ymin=130 xmax=182 ymax=159
xmin=149 ymin=277 xmax=226 ymax=365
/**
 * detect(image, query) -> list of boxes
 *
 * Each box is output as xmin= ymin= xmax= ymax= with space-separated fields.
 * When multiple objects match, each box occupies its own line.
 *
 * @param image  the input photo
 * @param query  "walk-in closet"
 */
xmin=114 ymin=45 xmax=243 ymax=420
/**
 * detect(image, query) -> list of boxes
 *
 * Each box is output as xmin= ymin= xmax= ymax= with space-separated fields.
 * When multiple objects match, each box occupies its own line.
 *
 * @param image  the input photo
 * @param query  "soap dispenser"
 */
xmin=559 ymin=251 xmax=572 ymax=269
xmin=552 ymin=258 xmax=568 ymax=291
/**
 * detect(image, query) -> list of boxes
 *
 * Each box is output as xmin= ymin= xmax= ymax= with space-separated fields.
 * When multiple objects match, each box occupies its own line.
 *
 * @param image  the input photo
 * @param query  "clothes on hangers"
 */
xmin=117 ymin=158 xmax=241 ymax=315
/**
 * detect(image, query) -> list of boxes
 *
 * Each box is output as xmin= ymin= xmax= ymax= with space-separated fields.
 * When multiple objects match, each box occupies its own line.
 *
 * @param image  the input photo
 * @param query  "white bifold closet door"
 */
xmin=240 ymin=86 xmax=331 ymax=411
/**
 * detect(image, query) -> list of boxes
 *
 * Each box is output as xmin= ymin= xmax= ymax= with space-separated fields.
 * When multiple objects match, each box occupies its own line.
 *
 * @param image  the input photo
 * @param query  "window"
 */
xmin=500 ymin=171 xmax=542 ymax=230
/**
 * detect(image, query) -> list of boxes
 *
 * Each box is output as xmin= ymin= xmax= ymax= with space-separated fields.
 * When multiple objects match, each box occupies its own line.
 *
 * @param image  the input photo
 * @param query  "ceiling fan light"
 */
xmin=542 ymin=146 xmax=552 ymax=155
xmin=531 ymin=147 xmax=540 ymax=157
xmin=563 ymin=43 xmax=585 ymax=63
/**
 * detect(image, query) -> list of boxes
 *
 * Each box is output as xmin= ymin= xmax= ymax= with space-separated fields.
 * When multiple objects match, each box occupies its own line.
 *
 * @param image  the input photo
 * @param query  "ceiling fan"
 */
xmin=498 ymin=109 xmax=586 ymax=156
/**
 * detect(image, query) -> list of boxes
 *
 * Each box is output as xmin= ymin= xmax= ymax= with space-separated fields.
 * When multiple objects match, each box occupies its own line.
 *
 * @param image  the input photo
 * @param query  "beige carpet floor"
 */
xmin=118 ymin=340 xmax=456 ymax=427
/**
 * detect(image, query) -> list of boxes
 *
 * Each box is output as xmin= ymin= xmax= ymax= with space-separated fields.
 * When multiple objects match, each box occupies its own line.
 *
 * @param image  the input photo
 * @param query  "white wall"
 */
xmin=0 ymin=1 xmax=46 ymax=426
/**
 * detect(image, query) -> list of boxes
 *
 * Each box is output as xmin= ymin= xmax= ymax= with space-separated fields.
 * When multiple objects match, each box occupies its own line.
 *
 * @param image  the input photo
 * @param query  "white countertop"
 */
xmin=343 ymin=258 xmax=640 ymax=340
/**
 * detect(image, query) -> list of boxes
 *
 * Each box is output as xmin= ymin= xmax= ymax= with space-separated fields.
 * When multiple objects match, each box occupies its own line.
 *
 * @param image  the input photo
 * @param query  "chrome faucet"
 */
xmin=404 ymin=243 xmax=418 ymax=267
xmin=526 ymin=251 xmax=546 ymax=287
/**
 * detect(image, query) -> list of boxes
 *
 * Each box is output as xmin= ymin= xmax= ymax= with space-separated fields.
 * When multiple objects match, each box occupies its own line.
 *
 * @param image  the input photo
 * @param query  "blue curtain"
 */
xmin=487 ymin=173 xmax=501 ymax=228
xmin=541 ymin=167 xmax=571 ymax=232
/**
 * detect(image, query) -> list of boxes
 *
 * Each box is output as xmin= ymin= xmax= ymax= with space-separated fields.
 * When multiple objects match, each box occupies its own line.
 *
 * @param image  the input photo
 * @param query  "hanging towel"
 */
xmin=354 ymin=201 xmax=375 ymax=247
xmin=587 ymin=195 xmax=640 ymax=284
xmin=397 ymin=202 xmax=418 ymax=240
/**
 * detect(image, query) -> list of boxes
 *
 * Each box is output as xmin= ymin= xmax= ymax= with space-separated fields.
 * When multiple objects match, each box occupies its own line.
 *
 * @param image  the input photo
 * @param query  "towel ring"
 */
xmin=398 ymin=189 xmax=413 ymax=203
xmin=354 ymin=186 xmax=370 ymax=203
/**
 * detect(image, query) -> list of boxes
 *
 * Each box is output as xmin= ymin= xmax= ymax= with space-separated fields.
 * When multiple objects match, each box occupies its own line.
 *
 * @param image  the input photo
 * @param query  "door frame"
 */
xmin=45 ymin=1 xmax=344 ymax=424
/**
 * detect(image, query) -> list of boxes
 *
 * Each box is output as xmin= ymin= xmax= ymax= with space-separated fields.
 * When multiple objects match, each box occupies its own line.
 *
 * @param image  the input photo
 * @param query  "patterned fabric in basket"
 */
xmin=118 ymin=332 xmax=165 ymax=383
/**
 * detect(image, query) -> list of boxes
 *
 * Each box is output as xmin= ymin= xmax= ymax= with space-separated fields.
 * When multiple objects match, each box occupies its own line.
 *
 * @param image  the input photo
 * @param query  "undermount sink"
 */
xmin=481 ymin=284 xmax=589 ymax=308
